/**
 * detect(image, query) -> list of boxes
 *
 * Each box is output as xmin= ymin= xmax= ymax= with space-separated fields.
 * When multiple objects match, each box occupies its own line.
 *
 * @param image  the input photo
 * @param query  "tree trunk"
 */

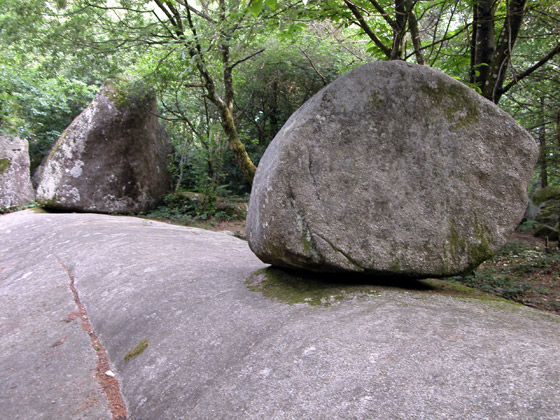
xmin=470 ymin=0 xmax=495 ymax=90
xmin=482 ymin=0 xmax=528 ymax=103
xmin=557 ymin=109 xmax=560 ymax=242
xmin=219 ymin=103 xmax=256 ymax=184
xmin=539 ymin=97 xmax=548 ymax=188
xmin=405 ymin=0 xmax=425 ymax=65
xmin=391 ymin=0 xmax=407 ymax=60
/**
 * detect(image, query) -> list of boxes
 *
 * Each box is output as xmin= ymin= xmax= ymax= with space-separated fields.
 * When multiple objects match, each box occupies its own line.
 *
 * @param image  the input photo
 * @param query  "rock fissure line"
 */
xmin=57 ymin=258 xmax=128 ymax=420
xmin=315 ymin=233 xmax=367 ymax=271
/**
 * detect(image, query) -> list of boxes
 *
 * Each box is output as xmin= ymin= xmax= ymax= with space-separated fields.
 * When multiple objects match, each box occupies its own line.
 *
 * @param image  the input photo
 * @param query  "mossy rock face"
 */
xmin=0 ymin=136 xmax=35 ymax=210
xmin=0 ymin=158 xmax=10 ymax=174
xmin=34 ymin=82 xmax=172 ymax=214
xmin=532 ymin=186 xmax=560 ymax=206
xmin=535 ymin=197 xmax=560 ymax=229
xmin=247 ymin=61 xmax=538 ymax=278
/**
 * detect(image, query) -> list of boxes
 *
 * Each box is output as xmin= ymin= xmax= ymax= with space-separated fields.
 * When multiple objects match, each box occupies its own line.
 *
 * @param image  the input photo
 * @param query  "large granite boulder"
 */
xmin=35 ymin=82 xmax=172 ymax=213
xmin=0 ymin=136 xmax=35 ymax=210
xmin=247 ymin=61 xmax=538 ymax=277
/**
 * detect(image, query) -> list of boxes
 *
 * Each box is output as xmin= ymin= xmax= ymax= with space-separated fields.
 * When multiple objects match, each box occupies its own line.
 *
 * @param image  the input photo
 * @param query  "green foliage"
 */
xmin=144 ymin=189 xmax=246 ymax=226
xmin=0 ymin=200 xmax=39 ymax=215
xmin=533 ymin=186 xmax=560 ymax=206
xmin=106 ymin=77 xmax=153 ymax=110
xmin=0 ymin=61 xmax=98 ymax=169
xmin=518 ymin=220 xmax=539 ymax=231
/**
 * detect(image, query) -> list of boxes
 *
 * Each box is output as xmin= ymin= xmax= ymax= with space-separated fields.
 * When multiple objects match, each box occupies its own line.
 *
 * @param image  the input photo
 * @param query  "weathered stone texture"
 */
xmin=35 ymin=83 xmax=172 ymax=213
xmin=247 ymin=61 xmax=538 ymax=277
xmin=0 ymin=136 xmax=35 ymax=210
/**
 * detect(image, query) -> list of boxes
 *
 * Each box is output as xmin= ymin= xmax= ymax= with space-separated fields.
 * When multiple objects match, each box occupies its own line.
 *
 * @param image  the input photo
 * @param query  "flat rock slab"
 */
xmin=1 ymin=211 xmax=559 ymax=419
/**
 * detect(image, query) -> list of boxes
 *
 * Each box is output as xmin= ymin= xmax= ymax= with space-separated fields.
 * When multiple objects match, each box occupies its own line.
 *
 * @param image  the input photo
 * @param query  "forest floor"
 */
xmin=449 ymin=230 xmax=560 ymax=315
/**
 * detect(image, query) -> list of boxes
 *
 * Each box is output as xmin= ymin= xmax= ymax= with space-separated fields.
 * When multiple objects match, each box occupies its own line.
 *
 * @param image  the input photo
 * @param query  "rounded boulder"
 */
xmin=246 ymin=61 xmax=538 ymax=277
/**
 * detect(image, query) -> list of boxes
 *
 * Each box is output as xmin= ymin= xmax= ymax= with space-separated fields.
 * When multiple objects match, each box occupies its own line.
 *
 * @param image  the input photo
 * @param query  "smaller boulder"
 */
xmin=35 ymin=82 xmax=172 ymax=214
xmin=0 ymin=136 xmax=35 ymax=210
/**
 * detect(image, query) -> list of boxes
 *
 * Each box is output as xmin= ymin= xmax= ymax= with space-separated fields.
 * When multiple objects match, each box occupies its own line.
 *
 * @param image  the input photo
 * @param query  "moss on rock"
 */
xmin=124 ymin=339 xmax=149 ymax=361
xmin=245 ymin=267 xmax=511 ymax=307
xmin=421 ymin=81 xmax=480 ymax=131
xmin=0 ymin=158 xmax=10 ymax=174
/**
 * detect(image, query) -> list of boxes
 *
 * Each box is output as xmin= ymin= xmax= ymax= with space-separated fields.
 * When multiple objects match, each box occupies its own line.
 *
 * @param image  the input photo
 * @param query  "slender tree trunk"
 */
xmin=557 ymin=108 xmax=560 ymax=240
xmin=539 ymin=97 xmax=548 ymax=188
xmin=391 ymin=0 xmax=407 ymax=60
xmin=482 ymin=0 xmax=528 ymax=103
xmin=405 ymin=0 xmax=425 ymax=65
xmin=470 ymin=0 xmax=495 ymax=90
xmin=218 ymin=103 xmax=256 ymax=184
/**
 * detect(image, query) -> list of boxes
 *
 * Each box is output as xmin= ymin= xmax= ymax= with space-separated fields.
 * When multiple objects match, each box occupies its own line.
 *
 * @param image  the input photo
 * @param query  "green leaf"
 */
xmin=248 ymin=0 xmax=264 ymax=18
xmin=265 ymin=0 xmax=277 ymax=11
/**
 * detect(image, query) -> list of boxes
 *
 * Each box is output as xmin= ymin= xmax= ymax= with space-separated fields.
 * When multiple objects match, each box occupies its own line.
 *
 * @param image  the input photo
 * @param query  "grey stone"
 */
xmin=1 ymin=210 xmax=559 ymax=420
xmin=34 ymin=82 xmax=172 ymax=214
xmin=0 ymin=136 xmax=35 ymax=210
xmin=247 ymin=61 xmax=538 ymax=277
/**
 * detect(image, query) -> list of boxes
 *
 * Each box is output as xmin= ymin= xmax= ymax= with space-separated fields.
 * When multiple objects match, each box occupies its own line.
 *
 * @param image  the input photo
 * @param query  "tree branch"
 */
xmin=500 ymin=42 xmax=560 ymax=96
xmin=298 ymin=47 xmax=328 ymax=86
xmin=175 ymin=0 xmax=217 ymax=24
xmin=366 ymin=0 xmax=397 ymax=30
xmin=343 ymin=0 xmax=391 ymax=58
xmin=229 ymin=48 xmax=265 ymax=70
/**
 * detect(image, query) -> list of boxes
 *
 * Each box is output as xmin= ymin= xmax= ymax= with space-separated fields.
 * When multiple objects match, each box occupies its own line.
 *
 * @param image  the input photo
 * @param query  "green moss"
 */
xmin=533 ymin=186 xmax=560 ymax=205
xmin=301 ymin=232 xmax=312 ymax=256
xmin=444 ymin=218 xmax=465 ymax=270
xmin=444 ymin=216 xmax=494 ymax=273
xmin=246 ymin=268 xmax=379 ymax=306
xmin=0 ymin=158 xmax=10 ymax=174
xmin=47 ymin=134 xmax=65 ymax=161
xmin=245 ymin=268 xmax=510 ymax=307
xmin=449 ymin=218 xmax=465 ymax=253
xmin=369 ymin=92 xmax=384 ymax=109
xmin=421 ymin=81 xmax=480 ymax=131
xmin=419 ymin=278 xmax=517 ymax=304
xmin=470 ymin=216 xmax=494 ymax=264
xmin=124 ymin=339 xmax=149 ymax=361
xmin=30 ymin=206 xmax=47 ymax=213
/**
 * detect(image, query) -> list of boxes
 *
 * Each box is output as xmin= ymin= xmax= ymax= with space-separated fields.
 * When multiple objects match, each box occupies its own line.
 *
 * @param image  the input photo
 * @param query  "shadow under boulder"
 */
xmin=34 ymin=81 xmax=172 ymax=214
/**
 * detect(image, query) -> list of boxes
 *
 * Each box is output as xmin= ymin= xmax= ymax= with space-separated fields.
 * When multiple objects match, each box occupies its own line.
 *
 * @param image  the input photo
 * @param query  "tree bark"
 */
xmin=218 ymin=103 xmax=256 ymax=184
xmin=482 ymin=0 xmax=528 ymax=103
xmin=391 ymin=0 xmax=407 ymax=60
xmin=405 ymin=0 xmax=425 ymax=65
xmin=557 ymin=108 xmax=560 ymax=239
xmin=158 ymin=0 xmax=258 ymax=185
xmin=470 ymin=0 xmax=496 ymax=90
xmin=539 ymin=97 xmax=548 ymax=188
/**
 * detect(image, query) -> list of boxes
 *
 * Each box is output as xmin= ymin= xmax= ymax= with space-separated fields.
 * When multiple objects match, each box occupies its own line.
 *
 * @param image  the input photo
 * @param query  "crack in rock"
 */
xmin=57 ymin=258 xmax=128 ymax=420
